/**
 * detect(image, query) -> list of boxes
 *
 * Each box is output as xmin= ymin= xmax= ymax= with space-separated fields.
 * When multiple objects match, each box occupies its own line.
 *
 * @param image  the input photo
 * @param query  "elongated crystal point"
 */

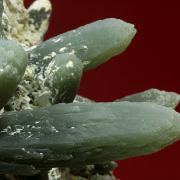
xmin=0 ymin=102 xmax=179 ymax=168
xmin=29 ymin=18 xmax=136 ymax=71
xmin=116 ymin=89 xmax=180 ymax=109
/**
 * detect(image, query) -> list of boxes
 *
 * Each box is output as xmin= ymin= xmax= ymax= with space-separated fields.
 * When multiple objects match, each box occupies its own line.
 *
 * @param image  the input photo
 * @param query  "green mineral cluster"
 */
xmin=0 ymin=0 xmax=179 ymax=180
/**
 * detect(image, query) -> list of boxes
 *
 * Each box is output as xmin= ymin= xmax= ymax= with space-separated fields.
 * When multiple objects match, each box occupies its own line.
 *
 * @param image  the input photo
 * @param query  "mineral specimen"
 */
xmin=0 ymin=102 xmax=180 ymax=169
xmin=28 ymin=18 xmax=136 ymax=72
xmin=0 ymin=1 xmax=179 ymax=180
xmin=116 ymin=88 xmax=180 ymax=109
xmin=0 ymin=40 xmax=27 ymax=109
xmin=45 ymin=53 xmax=83 ymax=103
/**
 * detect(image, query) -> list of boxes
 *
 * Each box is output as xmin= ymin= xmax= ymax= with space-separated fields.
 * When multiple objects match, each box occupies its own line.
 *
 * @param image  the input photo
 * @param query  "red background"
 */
xmin=26 ymin=0 xmax=180 ymax=179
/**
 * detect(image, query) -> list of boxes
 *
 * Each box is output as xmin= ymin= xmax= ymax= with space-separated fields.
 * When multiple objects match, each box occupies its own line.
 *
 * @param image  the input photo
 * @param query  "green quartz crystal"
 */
xmin=0 ymin=102 xmax=179 ymax=169
xmin=116 ymin=88 xmax=180 ymax=109
xmin=28 ymin=18 xmax=136 ymax=72
xmin=0 ymin=40 xmax=28 ymax=109
xmin=45 ymin=53 xmax=83 ymax=103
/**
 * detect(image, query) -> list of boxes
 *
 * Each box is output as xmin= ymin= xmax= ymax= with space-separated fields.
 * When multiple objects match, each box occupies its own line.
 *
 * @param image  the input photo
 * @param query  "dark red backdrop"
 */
xmin=26 ymin=0 xmax=180 ymax=179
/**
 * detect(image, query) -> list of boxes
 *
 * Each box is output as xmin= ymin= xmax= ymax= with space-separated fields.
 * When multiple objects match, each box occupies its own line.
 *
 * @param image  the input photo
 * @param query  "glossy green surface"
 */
xmin=45 ymin=53 xmax=83 ymax=103
xmin=29 ymin=18 xmax=136 ymax=71
xmin=0 ymin=40 xmax=28 ymax=109
xmin=0 ymin=102 xmax=179 ymax=168
xmin=116 ymin=89 xmax=180 ymax=109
